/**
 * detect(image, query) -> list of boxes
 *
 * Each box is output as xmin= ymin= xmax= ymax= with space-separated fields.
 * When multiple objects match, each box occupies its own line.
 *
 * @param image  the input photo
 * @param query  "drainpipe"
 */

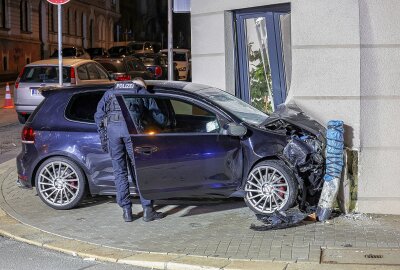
xmin=317 ymin=120 xmax=344 ymax=222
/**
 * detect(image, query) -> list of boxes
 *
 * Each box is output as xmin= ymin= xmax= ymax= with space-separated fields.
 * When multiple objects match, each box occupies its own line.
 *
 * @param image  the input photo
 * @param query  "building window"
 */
xmin=20 ymin=0 xmax=31 ymax=32
xmin=66 ymin=8 xmax=70 ymax=34
xmin=74 ymin=10 xmax=77 ymax=36
xmin=49 ymin=4 xmax=56 ymax=32
xmin=234 ymin=5 xmax=291 ymax=113
xmin=26 ymin=57 xmax=30 ymax=64
xmin=3 ymin=56 xmax=7 ymax=71
xmin=0 ymin=0 xmax=7 ymax=28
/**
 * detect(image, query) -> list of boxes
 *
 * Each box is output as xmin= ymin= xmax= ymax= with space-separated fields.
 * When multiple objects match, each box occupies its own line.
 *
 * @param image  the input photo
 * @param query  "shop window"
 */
xmin=234 ymin=4 xmax=290 ymax=113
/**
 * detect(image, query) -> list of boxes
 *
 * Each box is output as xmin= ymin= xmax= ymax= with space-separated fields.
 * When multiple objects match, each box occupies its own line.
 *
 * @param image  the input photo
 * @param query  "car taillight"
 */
xmin=70 ymin=67 xmax=76 ymax=84
xmin=15 ymin=67 xmax=25 ymax=89
xmin=115 ymin=74 xmax=131 ymax=81
xmin=155 ymin=66 xmax=162 ymax=78
xmin=21 ymin=126 xmax=35 ymax=143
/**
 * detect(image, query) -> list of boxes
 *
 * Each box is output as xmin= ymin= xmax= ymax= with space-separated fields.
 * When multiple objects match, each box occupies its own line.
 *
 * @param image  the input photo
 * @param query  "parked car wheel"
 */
xmin=244 ymin=160 xmax=298 ymax=214
xmin=17 ymin=113 xmax=29 ymax=124
xmin=35 ymin=157 xmax=86 ymax=210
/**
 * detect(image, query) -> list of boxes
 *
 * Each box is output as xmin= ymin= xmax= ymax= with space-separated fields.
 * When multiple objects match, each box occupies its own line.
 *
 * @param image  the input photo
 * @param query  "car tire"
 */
xmin=17 ymin=113 xmax=29 ymax=124
xmin=35 ymin=157 xmax=87 ymax=210
xmin=244 ymin=160 xmax=298 ymax=215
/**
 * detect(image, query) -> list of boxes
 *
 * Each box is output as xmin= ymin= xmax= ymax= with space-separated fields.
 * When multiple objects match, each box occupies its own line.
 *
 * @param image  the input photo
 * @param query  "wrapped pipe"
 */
xmin=316 ymin=120 xmax=344 ymax=221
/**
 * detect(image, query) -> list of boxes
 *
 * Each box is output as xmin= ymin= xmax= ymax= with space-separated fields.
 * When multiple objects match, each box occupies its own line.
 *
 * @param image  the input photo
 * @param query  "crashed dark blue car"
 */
xmin=17 ymin=81 xmax=325 ymax=214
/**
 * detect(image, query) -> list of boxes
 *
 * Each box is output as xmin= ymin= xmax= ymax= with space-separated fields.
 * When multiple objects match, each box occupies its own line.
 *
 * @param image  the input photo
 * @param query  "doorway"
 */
xmin=235 ymin=5 xmax=290 ymax=113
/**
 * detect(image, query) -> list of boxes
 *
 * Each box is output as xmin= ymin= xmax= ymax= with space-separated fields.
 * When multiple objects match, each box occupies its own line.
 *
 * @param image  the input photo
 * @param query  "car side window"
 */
xmin=65 ymin=91 xmax=105 ymax=123
xmin=94 ymin=63 xmax=109 ymax=79
xmin=77 ymin=65 xmax=89 ymax=80
xmin=86 ymin=63 xmax=101 ymax=79
xmin=122 ymin=95 xmax=220 ymax=134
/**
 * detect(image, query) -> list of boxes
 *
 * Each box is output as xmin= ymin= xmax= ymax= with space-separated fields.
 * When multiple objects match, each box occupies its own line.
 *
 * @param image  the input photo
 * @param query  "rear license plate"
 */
xmin=30 ymin=88 xmax=40 ymax=96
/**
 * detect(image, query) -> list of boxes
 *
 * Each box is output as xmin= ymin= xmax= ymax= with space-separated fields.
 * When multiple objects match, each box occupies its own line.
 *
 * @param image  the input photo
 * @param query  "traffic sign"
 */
xmin=47 ymin=0 xmax=70 ymax=5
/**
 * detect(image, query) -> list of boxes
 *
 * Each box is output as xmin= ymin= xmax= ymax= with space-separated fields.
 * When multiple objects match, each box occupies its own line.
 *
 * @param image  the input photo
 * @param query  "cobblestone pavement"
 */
xmin=1 ymin=160 xmax=400 ymax=263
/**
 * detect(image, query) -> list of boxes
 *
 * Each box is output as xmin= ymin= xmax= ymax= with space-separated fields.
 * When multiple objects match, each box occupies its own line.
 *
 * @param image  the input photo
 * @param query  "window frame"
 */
xmin=234 ymin=4 xmax=290 ymax=111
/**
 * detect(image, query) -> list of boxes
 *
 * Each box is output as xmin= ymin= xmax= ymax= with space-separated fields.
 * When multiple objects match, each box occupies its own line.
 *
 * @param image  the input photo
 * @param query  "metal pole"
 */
xmin=168 ymin=0 xmax=174 ymax=80
xmin=58 ymin=4 xmax=63 ymax=86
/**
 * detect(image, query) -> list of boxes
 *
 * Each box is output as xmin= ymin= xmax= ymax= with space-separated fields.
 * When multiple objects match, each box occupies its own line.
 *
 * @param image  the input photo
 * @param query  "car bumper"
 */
xmin=16 ymin=144 xmax=39 ymax=188
xmin=15 ymin=104 xmax=37 ymax=114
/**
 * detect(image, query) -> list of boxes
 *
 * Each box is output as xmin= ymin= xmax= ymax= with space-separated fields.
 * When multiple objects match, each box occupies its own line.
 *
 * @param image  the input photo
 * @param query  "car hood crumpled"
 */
xmin=263 ymin=103 xmax=326 ymax=138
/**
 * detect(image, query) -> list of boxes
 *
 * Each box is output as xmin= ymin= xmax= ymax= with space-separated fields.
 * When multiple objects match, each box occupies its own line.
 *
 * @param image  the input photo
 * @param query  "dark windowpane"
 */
xmin=122 ymin=96 xmax=219 ymax=134
xmin=0 ymin=0 xmax=5 ymax=28
xmin=66 ymin=92 xmax=104 ymax=123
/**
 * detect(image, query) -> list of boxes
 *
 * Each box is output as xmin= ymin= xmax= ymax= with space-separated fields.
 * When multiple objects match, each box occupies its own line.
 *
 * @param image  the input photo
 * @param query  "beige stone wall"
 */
xmin=357 ymin=0 xmax=400 ymax=214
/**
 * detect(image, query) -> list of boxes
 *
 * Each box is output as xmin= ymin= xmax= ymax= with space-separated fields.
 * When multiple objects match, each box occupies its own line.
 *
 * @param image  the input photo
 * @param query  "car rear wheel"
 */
xmin=244 ymin=160 xmax=298 ymax=215
xmin=35 ymin=157 xmax=86 ymax=210
xmin=17 ymin=113 xmax=29 ymax=124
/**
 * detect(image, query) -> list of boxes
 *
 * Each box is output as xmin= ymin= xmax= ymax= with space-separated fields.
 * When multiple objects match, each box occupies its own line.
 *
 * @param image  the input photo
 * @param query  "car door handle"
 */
xmin=134 ymin=146 xmax=158 ymax=155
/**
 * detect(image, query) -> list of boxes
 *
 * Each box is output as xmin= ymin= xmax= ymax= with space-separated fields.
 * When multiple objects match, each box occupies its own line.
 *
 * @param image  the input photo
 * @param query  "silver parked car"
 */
xmin=14 ymin=58 xmax=112 ymax=123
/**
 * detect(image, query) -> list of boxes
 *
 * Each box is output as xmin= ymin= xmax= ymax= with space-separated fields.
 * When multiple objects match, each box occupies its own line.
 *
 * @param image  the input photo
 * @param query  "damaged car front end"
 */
xmin=241 ymin=103 xmax=326 ymax=215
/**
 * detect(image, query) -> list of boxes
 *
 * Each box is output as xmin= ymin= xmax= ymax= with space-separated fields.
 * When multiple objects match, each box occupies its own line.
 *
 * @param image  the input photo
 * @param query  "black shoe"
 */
xmin=143 ymin=207 xmax=165 ymax=222
xmin=122 ymin=207 xmax=133 ymax=222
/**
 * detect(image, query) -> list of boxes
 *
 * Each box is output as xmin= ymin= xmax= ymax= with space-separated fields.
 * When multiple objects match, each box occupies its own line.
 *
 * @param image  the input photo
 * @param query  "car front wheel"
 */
xmin=35 ymin=157 xmax=86 ymax=210
xmin=244 ymin=160 xmax=298 ymax=215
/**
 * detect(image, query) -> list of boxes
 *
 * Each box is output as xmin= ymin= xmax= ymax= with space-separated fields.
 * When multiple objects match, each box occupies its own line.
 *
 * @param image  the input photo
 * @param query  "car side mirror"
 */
xmin=226 ymin=123 xmax=247 ymax=137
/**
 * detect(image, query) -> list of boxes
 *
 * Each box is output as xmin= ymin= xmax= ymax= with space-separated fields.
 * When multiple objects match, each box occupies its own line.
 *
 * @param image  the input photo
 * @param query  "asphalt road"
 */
xmin=0 ymin=236 xmax=151 ymax=270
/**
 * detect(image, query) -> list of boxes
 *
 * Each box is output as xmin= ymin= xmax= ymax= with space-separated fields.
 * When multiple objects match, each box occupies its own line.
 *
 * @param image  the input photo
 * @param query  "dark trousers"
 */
xmin=107 ymin=121 xmax=152 ymax=209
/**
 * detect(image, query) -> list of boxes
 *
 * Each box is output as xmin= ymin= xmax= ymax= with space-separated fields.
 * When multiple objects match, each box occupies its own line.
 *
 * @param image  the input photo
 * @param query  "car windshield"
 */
xmin=196 ymin=88 xmax=269 ymax=125
xmin=20 ymin=66 xmax=71 ymax=83
xmin=130 ymin=43 xmax=144 ymax=50
xmin=108 ymin=46 xmax=129 ymax=55
xmin=51 ymin=48 xmax=77 ymax=57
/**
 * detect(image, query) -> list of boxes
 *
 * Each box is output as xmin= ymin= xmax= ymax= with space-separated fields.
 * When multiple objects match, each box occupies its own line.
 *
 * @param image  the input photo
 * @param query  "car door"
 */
xmin=118 ymin=93 xmax=243 ymax=200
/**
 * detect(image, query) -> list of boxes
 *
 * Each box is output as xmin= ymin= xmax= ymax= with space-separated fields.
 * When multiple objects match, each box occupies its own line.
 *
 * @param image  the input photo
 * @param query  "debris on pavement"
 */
xmin=250 ymin=208 xmax=309 ymax=231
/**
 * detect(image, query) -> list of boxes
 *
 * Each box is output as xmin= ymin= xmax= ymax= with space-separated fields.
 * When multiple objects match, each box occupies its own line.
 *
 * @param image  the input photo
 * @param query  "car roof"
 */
xmin=160 ymin=49 xmax=190 ymax=53
xmin=26 ymin=58 xmax=92 ymax=67
xmin=41 ymin=81 xmax=212 ymax=97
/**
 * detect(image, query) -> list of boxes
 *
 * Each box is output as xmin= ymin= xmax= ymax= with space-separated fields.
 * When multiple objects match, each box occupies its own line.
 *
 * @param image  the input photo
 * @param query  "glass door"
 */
xmin=235 ymin=5 xmax=290 ymax=113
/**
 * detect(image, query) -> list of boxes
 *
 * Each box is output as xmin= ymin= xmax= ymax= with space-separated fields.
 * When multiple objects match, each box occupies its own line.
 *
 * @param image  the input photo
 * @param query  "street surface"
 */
xmin=0 ymin=236 xmax=151 ymax=270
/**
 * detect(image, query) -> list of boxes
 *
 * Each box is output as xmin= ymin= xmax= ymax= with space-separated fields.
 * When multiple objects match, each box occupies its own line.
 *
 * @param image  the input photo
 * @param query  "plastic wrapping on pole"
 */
xmin=317 ymin=120 xmax=344 ymax=221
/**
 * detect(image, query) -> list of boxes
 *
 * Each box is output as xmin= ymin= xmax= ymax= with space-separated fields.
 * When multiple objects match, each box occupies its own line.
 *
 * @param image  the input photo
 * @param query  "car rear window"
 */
xmin=65 ymin=91 xmax=105 ymax=123
xmin=97 ymin=61 xmax=125 ymax=73
xmin=20 ymin=66 xmax=71 ymax=83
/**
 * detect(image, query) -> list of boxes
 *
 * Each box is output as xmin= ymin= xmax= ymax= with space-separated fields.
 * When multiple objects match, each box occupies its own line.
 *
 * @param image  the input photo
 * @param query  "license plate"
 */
xmin=30 ymin=88 xmax=40 ymax=96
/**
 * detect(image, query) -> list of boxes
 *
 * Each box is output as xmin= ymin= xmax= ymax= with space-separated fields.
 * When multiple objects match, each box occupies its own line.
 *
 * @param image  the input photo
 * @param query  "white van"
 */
xmin=160 ymin=49 xmax=191 ymax=81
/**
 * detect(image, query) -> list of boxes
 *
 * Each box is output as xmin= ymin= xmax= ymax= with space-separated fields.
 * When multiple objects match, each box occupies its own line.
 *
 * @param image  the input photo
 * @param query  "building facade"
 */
xmin=191 ymin=0 xmax=400 ymax=214
xmin=0 ymin=0 xmax=120 ymax=78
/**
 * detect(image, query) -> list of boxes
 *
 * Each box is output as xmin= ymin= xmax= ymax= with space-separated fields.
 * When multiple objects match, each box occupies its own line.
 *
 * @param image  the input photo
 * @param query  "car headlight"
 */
xmin=178 ymin=67 xmax=187 ymax=71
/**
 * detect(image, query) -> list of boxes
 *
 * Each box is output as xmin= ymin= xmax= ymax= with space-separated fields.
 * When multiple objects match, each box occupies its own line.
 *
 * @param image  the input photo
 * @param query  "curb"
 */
xmin=0 ymin=211 xmax=291 ymax=270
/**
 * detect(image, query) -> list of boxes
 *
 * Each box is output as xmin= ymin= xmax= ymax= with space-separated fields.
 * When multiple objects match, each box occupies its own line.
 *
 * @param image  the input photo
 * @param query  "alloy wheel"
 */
xmin=245 ymin=165 xmax=290 ymax=214
xmin=37 ymin=161 xmax=81 ymax=207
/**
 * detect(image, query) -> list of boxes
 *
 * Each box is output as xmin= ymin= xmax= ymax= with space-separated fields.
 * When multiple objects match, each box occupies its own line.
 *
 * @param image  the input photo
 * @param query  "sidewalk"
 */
xmin=1 ymin=158 xmax=400 ymax=269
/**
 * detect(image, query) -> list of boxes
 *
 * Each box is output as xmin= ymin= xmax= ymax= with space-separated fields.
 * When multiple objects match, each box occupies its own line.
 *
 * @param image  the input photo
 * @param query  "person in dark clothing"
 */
xmin=94 ymin=78 xmax=165 ymax=222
